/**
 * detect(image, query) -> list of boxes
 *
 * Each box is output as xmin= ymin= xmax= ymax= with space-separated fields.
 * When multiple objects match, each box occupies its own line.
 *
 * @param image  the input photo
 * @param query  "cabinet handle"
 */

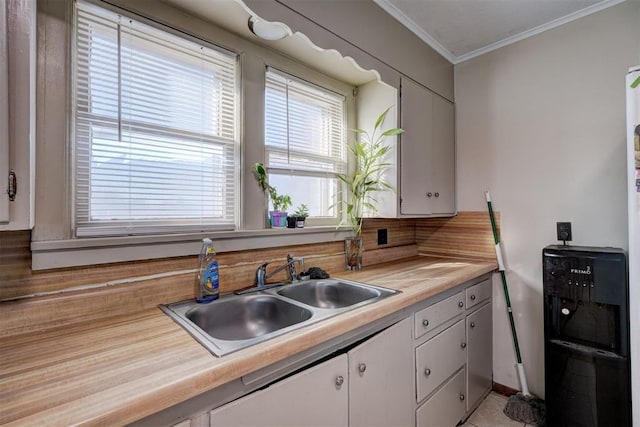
xmin=424 ymin=368 xmax=431 ymax=376
xmin=470 ymin=322 xmax=476 ymax=328
xmin=461 ymin=342 xmax=467 ymax=349
xmin=458 ymin=301 xmax=464 ymax=308
xmin=459 ymin=394 xmax=465 ymax=401
xmin=470 ymin=294 xmax=476 ymax=301
xmin=426 ymin=192 xmax=433 ymax=198
xmin=434 ymin=192 xmax=439 ymax=197
xmin=358 ymin=363 xmax=367 ymax=374
xmin=335 ymin=375 xmax=344 ymax=387
xmin=422 ymin=319 xmax=429 ymax=327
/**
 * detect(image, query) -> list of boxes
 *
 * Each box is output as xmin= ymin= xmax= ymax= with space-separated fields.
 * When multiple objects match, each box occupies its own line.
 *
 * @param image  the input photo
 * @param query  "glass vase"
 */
xmin=345 ymin=236 xmax=364 ymax=270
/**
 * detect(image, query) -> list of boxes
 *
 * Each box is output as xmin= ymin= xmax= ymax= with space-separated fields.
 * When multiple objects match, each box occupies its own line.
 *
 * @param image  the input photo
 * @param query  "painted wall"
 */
xmin=455 ymin=0 xmax=640 ymax=398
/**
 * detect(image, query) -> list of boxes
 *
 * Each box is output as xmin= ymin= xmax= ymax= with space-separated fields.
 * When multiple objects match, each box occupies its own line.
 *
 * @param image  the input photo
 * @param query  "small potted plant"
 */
xmin=252 ymin=162 xmax=292 ymax=228
xmin=292 ymin=203 xmax=309 ymax=228
xmin=336 ymin=107 xmax=403 ymax=269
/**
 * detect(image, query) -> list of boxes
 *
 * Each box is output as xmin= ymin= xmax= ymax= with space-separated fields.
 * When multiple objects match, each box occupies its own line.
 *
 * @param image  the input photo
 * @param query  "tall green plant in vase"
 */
xmin=337 ymin=107 xmax=404 ymax=270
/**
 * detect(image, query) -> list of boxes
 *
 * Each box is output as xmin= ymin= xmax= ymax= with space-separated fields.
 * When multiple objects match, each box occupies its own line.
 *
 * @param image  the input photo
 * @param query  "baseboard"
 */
xmin=492 ymin=382 xmax=520 ymax=397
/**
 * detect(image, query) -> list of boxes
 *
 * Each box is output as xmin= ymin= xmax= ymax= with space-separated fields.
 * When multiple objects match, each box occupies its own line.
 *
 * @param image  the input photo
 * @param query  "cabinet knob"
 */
xmin=426 ymin=192 xmax=433 ymax=198
xmin=461 ymin=342 xmax=467 ymax=349
xmin=335 ymin=375 xmax=344 ymax=387
xmin=424 ymin=368 xmax=431 ymax=376
xmin=422 ymin=319 xmax=429 ymax=327
xmin=358 ymin=363 xmax=367 ymax=374
xmin=470 ymin=322 xmax=476 ymax=328
xmin=458 ymin=301 xmax=464 ymax=308
xmin=434 ymin=192 xmax=439 ymax=197
xmin=459 ymin=394 xmax=465 ymax=401
xmin=470 ymin=294 xmax=476 ymax=301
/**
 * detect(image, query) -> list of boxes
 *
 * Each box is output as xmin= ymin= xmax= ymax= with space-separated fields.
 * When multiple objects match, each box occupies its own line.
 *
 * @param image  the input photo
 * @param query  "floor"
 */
xmin=461 ymin=392 xmax=533 ymax=427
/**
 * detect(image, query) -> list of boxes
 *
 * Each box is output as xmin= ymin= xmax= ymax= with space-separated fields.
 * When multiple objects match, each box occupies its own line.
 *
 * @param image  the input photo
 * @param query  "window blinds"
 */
xmin=73 ymin=1 xmax=238 ymax=237
xmin=265 ymin=68 xmax=346 ymax=177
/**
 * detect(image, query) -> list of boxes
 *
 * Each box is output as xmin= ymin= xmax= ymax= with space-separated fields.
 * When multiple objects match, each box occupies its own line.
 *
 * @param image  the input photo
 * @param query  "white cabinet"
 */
xmin=209 ymin=354 xmax=348 ymax=426
xmin=466 ymin=302 xmax=493 ymax=411
xmin=0 ymin=0 xmax=35 ymax=230
xmin=416 ymin=368 xmax=466 ymax=427
xmin=349 ymin=317 xmax=413 ymax=427
xmin=412 ymin=274 xmax=493 ymax=426
xmin=208 ymin=317 xmax=413 ymax=427
xmin=400 ymin=77 xmax=455 ymax=216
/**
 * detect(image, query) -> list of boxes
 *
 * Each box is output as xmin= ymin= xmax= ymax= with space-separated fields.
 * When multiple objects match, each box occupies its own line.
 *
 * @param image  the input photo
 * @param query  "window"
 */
xmin=264 ymin=68 xmax=346 ymax=223
xmin=73 ymin=1 xmax=238 ymax=237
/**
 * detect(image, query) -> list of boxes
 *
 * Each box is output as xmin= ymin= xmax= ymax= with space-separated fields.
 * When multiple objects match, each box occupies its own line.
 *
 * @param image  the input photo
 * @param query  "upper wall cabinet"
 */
xmin=400 ymin=77 xmax=456 ymax=217
xmin=0 ymin=0 xmax=35 ymax=231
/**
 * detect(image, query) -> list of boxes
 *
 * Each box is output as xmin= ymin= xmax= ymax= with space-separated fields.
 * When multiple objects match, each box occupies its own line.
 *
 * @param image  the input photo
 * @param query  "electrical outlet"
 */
xmin=557 ymin=222 xmax=572 ymax=243
xmin=377 ymin=228 xmax=388 ymax=245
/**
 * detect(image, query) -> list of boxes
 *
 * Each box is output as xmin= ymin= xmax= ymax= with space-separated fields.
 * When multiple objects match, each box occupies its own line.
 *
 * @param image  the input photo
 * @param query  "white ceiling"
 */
xmin=374 ymin=0 xmax=627 ymax=64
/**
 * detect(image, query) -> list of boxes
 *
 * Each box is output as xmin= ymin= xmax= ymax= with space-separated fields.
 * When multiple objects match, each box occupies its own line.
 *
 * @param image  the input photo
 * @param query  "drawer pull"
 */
xmin=335 ymin=375 xmax=344 ymax=387
xmin=470 ymin=294 xmax=476 ymax=301
xmin=460 ymin=342 xmax=467 ymax=349
xmin=459 ymin=394 xmax=465 ymax=401
xmin=424 ymin=368 xmax=431 ymax=376
xmin=470 ymin=322 xmax=476 ymax=328
xmin=358 ymin=363 xmax=367 ymax=374
xmin=427 ymin=192 xmax=433 ymax=198
xmin=422 ymin=319 xmax=429 ymax=327
xmin=458 ymin=301 xmax=464 ymax=308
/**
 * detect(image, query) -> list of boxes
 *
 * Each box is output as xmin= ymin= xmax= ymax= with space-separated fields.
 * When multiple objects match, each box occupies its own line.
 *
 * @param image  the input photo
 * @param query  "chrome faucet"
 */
xmin=255 ymin=253 xmax=304 ymax=288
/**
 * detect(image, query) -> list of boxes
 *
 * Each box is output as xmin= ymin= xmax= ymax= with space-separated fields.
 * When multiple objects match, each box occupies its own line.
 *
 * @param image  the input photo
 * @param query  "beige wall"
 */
xmin=455 ymin=0 xmax=640 ymax=398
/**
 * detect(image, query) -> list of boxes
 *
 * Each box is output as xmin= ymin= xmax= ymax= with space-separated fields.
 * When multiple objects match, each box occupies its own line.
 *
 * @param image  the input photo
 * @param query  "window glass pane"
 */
xmin=74 ymin=1 xmax=238 ymax=236
xmin=269 ymin=174 xmax=338 ymax=218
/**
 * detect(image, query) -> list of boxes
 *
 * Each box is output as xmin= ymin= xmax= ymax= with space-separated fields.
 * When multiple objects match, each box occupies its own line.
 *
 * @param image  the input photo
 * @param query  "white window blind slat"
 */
xmin=73 ymin=1 xmax=238 ymax=237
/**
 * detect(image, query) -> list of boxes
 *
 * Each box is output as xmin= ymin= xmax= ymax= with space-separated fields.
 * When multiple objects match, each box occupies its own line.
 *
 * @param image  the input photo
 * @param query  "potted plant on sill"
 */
xmin=287 ymin=203 xmax=309 ymax=228
xmin=252 ymin=162 xmax=292 ymax=228
xmin=336 ymin=107 xmax=403 ymax=270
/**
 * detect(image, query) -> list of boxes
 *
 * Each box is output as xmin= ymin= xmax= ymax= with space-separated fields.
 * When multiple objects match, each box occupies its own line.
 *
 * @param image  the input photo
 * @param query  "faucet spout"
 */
xmin=255 ymin=253 xmax=304 ymax=288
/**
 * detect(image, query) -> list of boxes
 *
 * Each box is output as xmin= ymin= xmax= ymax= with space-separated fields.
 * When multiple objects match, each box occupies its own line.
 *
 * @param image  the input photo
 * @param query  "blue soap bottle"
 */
xmin=196 ymin=238 xmax=219 ymax=303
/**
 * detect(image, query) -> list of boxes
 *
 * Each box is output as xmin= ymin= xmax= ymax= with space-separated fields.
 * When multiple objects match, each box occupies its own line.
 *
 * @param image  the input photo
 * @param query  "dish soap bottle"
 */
xmin=196 ymin=238 xmax=219 ymax=303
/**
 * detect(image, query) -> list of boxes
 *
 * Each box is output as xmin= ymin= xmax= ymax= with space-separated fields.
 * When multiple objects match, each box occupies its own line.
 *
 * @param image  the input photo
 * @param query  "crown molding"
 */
xmin=374 ymin=0 xmax=628 ymax=65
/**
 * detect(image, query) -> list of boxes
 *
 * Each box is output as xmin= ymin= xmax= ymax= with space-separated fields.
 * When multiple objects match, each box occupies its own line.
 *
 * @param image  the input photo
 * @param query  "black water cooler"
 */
xmin=543 ymin=245 xmax=631 ymax=427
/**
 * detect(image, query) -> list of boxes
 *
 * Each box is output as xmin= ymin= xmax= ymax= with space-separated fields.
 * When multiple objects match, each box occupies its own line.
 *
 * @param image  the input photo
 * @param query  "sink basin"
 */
xmin=186 ymin=295 xmax=312 ymax=341
xmin=161 ymin=278 xmax=399 ymax=357
xmin=278 ymin=279 xmax=387 ymax=309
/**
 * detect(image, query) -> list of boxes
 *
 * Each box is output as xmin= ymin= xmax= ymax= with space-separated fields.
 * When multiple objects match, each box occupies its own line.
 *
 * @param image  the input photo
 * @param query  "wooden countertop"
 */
xmin=0 ymin=256 xmax=495 ymax=426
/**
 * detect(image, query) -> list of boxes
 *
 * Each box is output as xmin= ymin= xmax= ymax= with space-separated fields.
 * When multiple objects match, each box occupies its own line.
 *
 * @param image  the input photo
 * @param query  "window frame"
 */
xmin=31 ymin=0 xmax=359 ymax=270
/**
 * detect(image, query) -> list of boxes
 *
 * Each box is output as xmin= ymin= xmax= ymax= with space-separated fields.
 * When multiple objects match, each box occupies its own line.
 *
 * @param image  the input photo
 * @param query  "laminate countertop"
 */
xmin=0 ymin=256 xmax=496 ymax=426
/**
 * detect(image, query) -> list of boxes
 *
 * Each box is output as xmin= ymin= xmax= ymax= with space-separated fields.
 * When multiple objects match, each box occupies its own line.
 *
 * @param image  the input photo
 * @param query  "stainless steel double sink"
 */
xmin=161 ymin=278 xmax=399 ymax=356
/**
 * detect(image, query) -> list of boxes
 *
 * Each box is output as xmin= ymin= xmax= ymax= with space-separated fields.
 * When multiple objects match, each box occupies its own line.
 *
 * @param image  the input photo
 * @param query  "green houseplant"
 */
xmin=288 ymin=203 xmax=309 ymax=228
xmin=252 ymin=162 xmax=292 ymax=227
xmin=337 ymin=107 xmax=404 ymax=269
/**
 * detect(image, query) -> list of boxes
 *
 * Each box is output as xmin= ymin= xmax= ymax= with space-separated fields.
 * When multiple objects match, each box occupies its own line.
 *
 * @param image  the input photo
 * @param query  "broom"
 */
xmin=485 ymin=191 xmax=545 ymax=426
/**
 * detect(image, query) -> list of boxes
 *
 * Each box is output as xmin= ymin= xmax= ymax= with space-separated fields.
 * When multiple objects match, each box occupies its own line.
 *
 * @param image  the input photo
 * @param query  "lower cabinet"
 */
xmin=209 ymin=354 xmax=348 ymax=426
xmin=209 ymin=317 xmax=413 ymax=427
xmin=416 ymin=368 xmax=466 ymax=427
xmin=466 ymin=302 xmax=492 ymax=411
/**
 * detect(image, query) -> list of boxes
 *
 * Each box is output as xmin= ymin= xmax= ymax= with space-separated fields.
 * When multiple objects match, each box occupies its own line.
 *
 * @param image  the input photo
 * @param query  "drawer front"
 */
xmin=414 ymin=292 xmax=465 ymax=339
xmin=416 ymin=368 xmax=466 ymax=427
xmin=466 ymin=278 xmax=492 ymax=309
xmin=415 ymin=320 xmax=466 ymax=402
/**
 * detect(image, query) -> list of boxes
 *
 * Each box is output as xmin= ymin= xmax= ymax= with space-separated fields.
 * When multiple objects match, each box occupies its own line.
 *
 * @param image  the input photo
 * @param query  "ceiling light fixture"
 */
xmin=248 ymin=16 xmax=292 ymax=41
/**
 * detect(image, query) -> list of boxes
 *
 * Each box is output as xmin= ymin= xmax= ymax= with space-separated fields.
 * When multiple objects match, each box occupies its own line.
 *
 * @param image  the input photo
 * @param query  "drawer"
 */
xmin=466 ymin=278 xmax=492 ymax=309
xmin=415 ymin=320 xmax=466 ymax=402
xmin=414 ymin=291 xmax=465 ymax=339
xmin=416 ymin=368 xmax=466 ymax=427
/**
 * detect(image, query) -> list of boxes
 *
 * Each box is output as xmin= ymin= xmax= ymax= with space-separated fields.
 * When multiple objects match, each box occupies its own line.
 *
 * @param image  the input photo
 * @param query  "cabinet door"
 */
xmin=466 ymin=302 xmax=493 ymax=411
xmin=416 ymin=368 xmax=466 ymax=427
xmin=399 ymin=77 xmax=455 ymax=216
xmin=1 ymin=0 xmax=9 ymax=223
xmin=415 ymin=319 xmax=466 ymax=402
xmin=209 ymin=355 xmax=348 ymax=426
xmin=348 ymin=317 xmax=414 ymax=427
